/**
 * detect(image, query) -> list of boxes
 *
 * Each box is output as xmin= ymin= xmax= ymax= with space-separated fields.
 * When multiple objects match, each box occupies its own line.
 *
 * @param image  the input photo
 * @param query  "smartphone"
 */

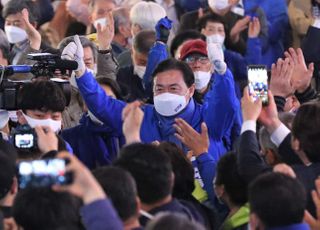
xmin=248 ymin=65 xmax=269 ymax=105
xmin=17 ymin=158 xmax=73 ymax=189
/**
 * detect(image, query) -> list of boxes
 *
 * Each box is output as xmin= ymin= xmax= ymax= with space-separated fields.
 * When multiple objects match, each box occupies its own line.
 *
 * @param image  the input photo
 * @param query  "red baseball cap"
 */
xmin=179 ymin=39 xmax=208 ymax=61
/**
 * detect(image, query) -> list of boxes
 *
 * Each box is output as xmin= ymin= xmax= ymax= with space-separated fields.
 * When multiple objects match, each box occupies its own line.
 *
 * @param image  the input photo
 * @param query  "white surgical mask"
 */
xmin=194 ymin=71 xmax=211 ymax=91
xmin=88 ymin=111 xmax=104 ymax=125
xmin=134 ymin=65 xmax=146 ymax=79
xmin=0 ymin=110 xmax=9 ymax=129
xmin=93 ymin=18 xmax=107 ymax=30
xmin=208 ymin=0 xmax=230 ymax=10
xmin=154 ymin=92 xmax=187 ymax=117
xmin=207 ymin=34 xmax=225 ymax=46
xmin=5 ymin=25 xmax=28 ymax=44
xmin=23 ymin=113 xmax=62 ymax=133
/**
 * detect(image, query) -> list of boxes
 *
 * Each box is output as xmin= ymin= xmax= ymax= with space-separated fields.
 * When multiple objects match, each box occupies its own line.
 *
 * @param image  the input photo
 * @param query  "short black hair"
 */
xmin=18 ymin=79 xmax=66 ymax=112
xmin=158 ymin=142 xmax=195 ymax=200
xmin=249 ymin=172 xmax=306 ymax=228
xmin=152 ymin=58 xmax=195 ymax=88
xmin=133 ymin=30 xmax=156 ymax=55
xmin=114 ymin=143 xmax=173 ymax=204
xmin=96 ymin=77 xmax=123 ymax=100
xmin=170 ymin=30 xmax=206 ymax=57
xmin=215 ymin=153 xmax=247 ymax=206
xmin=93 ymin=166 xmax=138 ymax=222
xmin=197 ymin=13 xmax=225 ymax=31
xmin=58 ymin=36 xmax=97 ymax=63
xmin=13 ymin=187 xmax=83 ymax=230
xmin=2 ymin=0 xmax=39 ymax=24
xmin=0 ymin=138 xmax=18 ymax=162
xmin=0 ymin=151 xmax=15 ymax=200
xmin=146 ymin=212 xmax=206 ymax=230
xmin=292 ymin=102 xmax=320 ymax=163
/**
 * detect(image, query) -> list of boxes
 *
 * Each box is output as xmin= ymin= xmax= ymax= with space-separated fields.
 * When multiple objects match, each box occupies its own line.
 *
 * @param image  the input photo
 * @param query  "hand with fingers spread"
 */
xmin=248 ymin=17 xmax=261 ymax=38
xmin=304 ymin=179 xmax=320 ymax=230
xmin=97 ymin=12 xmax=115 ymax=50
xmin=21 ymin=8 xmax=41 ymax=50
xmin=230 ymin=16 xmax=251 ymax=44
xmin=174 ymin=118 xmax=209 ymax=157
xmin=284 ymin=48 xmax=314 ymax=93
xmin=122 ymin=101 xmax=144 ymax=144
xmin=258 ymin=90 xmax=281 ymax=134
xmin=61 ymin=35 xmax=86 ymax=76
xmin=34 ymin=126 xmax=58 ymax=154
xmin=52 ymin=152 xmax=106 ymax=205
xmin=270 ymin=58 xmax=295 ymax=98
xmin=241 ymin=86 xmax=262 ymax=122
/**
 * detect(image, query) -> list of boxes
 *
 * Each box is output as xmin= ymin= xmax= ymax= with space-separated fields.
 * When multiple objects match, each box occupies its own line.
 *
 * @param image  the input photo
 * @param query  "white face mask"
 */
xmin=207 ymin=34 xmax=225 ymax=46
xmin=154 ymin=92 xmax=187 ymax=117
xmin=208 ymin=0 xmax=230 ymax=10
xmin=93 ymin=18 xmax=107 ymax=30
xmin=5 ymin=25 xmax=28 ymax=44
xmin=0 ymin=110 xmax=9 ymax=129
xmin=88 ymin=110 xmax=104 ymax=125
xmin=134 ymin=65 xmax=146 ymax=79
xmin=194 ymin=71 xmax=211 ymax=91
xmin=23 ymin=113 xmax=62 ymax=133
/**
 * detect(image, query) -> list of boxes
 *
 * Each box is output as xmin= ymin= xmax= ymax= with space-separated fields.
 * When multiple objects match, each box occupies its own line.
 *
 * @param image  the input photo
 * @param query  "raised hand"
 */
xmin=34 ymin=126 xmax=58 ymax=154
xmin=304 ymin=179 xmax=320 ymax=230
xmin=270 ymin=58 xmax=295 ymax=98
xmin=230 ymin=16 xmax=250 ymax=43
xmin=155 ymin=16 xmax=172 ymax=44
xmin=248 ymin=17 xmax=261 ymax=38
xmin=122 ymin=101 xmax=144 ymax=144
xmin=284 ymin=48 xmax=314 ymax=93
xmin=174 ymin=118 xmax=209 ymax=157
xmin=97 ymin=12 xmax=114 ymax=50
xmin=21 ymin=8 xmax=41 ymax=50
xmin=241 ymin=86 xmax=262 ymax=122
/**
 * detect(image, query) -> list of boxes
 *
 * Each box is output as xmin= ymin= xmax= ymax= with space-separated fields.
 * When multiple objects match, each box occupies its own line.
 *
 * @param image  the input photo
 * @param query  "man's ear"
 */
xmin=17 ymin=110 xmax=27 ymax=125
xmin=188 ymin=84 xmax=195 ymax=99
xmin=10 ymin=177 xmax=18 ymax=195
xmin=291 ymin=136 xmax=300 ymax=152
xmin=250 ymin=213 xmax=264 ymax=230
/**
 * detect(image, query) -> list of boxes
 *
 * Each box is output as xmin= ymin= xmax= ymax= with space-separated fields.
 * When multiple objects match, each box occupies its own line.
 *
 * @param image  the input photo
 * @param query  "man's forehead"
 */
xmin=5 ymin=13 xmax=23 ymax=21
xmin=154 ymin=70 xmax=185 ymax=85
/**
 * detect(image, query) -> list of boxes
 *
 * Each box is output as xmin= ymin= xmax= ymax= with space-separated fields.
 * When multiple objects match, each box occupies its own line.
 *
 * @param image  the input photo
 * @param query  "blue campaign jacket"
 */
xmin=76 ymin=68 xmax=239 ymax=161
xmin=61 ymin=114 xmax=125 ymax=169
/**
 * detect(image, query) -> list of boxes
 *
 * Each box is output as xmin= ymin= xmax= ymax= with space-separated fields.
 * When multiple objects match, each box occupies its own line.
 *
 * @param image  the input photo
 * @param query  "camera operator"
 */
xmin=12 ymin=79 xmax=73 ymax=159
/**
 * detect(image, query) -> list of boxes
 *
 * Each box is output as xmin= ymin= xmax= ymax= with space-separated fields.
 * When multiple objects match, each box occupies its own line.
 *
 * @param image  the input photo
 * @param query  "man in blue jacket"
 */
xmin=62 ymin=35 xmax=239 ymax=160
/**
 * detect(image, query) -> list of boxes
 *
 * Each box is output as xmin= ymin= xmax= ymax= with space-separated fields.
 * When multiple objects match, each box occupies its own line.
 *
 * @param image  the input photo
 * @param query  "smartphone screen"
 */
xmin=248 ymin=65 xmax=268 ymax=105
xmin=18 ymin=159 xmax=72 ymax=189
xmin=14 ymin=134 xmax=34 ymax=149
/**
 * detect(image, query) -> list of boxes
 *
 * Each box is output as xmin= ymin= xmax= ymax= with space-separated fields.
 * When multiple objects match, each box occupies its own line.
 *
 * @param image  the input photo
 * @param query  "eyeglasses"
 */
xmin=184 ymin=56 xmax=209 ymax=64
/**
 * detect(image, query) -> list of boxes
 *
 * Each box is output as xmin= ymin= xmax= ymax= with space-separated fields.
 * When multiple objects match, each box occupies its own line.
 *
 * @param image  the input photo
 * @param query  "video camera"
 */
xmin=0 ymin=53 xmax=78 ymax=110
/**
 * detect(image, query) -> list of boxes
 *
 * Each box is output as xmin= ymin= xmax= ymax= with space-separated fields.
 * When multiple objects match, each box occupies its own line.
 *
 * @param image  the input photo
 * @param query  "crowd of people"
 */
xmin=0 ymin=0 xmax=320 ymax=229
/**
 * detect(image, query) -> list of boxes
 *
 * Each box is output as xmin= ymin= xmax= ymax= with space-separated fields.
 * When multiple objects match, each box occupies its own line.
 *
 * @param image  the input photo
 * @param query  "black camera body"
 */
xmin=12 ymin=124 xmax=37 ymax=150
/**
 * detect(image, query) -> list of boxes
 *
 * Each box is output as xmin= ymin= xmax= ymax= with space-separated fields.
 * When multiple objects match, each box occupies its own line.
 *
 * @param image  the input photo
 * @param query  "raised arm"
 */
xmin=61 ymin=35 xmax=126 ymax=135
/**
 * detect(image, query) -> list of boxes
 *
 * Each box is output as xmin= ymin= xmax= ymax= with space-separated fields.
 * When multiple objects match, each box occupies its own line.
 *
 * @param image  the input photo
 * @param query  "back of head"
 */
xmin=0 ymin=151 xmax=15 ymax=200
xmin=291 ymin=102 xmax=320 ymax=163
xmin=249 ymin=172 xmax=306 ymax=228
xmin=114 ymin=143 xmax=173 ymax=204
xmin=96 ymin=77 xmax=123 ymax=100
xmin=93 ymin=166 xmax=138 ymax=222
xmin=113 ymin=7 xmax=130 ymax=35
xmin=158 ymin=142 xmax=195 ymax=200
xmin=13 ymin=187 xmax=82 ymax=230
xmin=2 ymin=0 xmax=39 ymax=24
xmin=145 ymin=212 xmax=205 ymax=230
xmin=215 ymin=152 xmax=247 ymax=206
xmin=133 ymin=30 xmax=156 ymax=55
xmin=152 ymin=58 xmax=195 ymax=88
xmin=18 ymin=79 xmax=66 ymax=113
xmin=130 ymin=1 xmax=166 ymax=30
xmin=0 ymin=138 xmax=17 ymax=162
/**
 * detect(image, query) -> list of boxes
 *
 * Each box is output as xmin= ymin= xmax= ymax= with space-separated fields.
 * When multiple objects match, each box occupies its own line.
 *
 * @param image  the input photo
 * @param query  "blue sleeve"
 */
xmin=143 ymin=42 xmax=169 ymax=98
xmin=203 ymin=69 xmax=238 ymax=141
xmin=80 ymin=199 xmax=123 ymax=230
xmin=268 ymin=14 xmax=289 ymax=43
xmin=76 ymin=70 xmax=126 ymax=136
xmin=245 ymin=37 xmax=262 ymax=65
xmin=196 ymin=153 xmax=216 ymax=204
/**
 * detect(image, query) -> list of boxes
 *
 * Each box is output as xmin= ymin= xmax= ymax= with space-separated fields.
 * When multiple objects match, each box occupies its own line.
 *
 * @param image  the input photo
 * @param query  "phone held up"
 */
xmin=247 ymin=65 xmax=269 ymax=106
